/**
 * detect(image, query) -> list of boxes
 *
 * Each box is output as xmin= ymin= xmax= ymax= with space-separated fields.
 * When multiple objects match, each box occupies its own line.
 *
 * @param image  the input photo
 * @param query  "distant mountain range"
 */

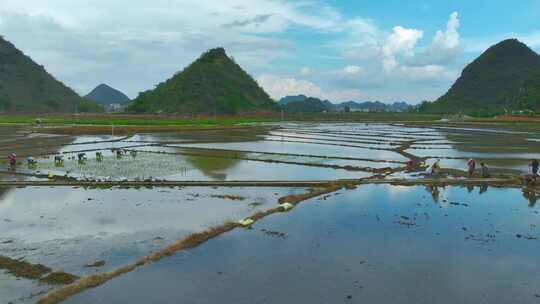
xmin=421 ymin=39 xmax=540 ymax=116
xmin=128 ymin=48 xmax=276 ymax=114
xmin=5 ymin=33 xmax=539 ymax=117
xmin=278 ymin=95 xmax=412 ymax=113
xmin=85 ymin=84 xmax=130 ymax=105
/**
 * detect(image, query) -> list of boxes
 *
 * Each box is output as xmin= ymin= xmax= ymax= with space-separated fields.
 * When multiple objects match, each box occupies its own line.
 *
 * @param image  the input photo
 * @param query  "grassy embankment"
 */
xmin=0 ymin=112 xmax=442 ymax=126
xmin=2 ymin=113 xmax=539 ymax=133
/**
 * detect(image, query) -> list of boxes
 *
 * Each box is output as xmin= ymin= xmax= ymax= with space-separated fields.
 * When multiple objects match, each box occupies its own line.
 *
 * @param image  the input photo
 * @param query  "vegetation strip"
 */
xmin=0 ymin=177 xmax=529 ymax=188
xmin=37 ymin=183 xmax=352 ymax=304
xmin=0 ymin=255 xmax=79 ymax=284
xmin=0 ymin=180 xmax=357 ymax=187
xmin=0 ymin=255 xmax=51 ymax=280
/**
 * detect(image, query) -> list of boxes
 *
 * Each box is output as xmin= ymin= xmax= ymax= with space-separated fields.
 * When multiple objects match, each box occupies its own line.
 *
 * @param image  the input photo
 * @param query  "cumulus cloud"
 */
xmin=299 ymin=67 xmax=314 ymax=76
xmin=342 ymin=65 xmax=363 ymax=75
xmin=383 ymin=26 xmax=424 ymax=57
xmin=411 ymin=12 xmax=462 ymax=66
xmin=257 ymin=75 xmax=325 ymax=99
xmin=256 ymin=75 xmax=363 ymax=102
xmin=434 ymin=12 xmax=460 ymax=50
xmin=0 ymin=1 xmax=467 ymax=103
xmin=336 ymin=11 xmax=461 ymax=87
xmin=382 ymin=26 xmax=424 ymax=70
xmin=0 ymin=0 xmax=359 ymax=96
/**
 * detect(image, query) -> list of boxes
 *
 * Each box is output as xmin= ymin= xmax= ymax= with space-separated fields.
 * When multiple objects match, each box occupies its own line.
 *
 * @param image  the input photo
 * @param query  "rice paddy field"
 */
xmin=0 ymin=121 xmax=539 ymax=304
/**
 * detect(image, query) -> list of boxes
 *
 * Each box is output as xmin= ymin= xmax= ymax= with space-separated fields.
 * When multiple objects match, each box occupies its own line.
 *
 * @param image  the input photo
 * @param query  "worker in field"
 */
xmin=530 ymin=159 xmax=539 ymax=177
xmin=77 ymin=153 xmax=87 ymax=163
xmin=426 ymin=159 xmax=440 ymax=176
xmin=480 ymin=163 xmax=490 ymax=178
xmin=27 ymin=156 xmax=37 ymax=167
xmin=7 ymin=153 xmax=16 ymax=168
xmin=54 ymin=155 xmax=64 ymax=166
xmin=96 ymin=152 xmax=104 ymax=162
xmin=467 ymin=158 xmax=476 ymax=177
xmin=406 ymin=159 xmax=418 ymax=171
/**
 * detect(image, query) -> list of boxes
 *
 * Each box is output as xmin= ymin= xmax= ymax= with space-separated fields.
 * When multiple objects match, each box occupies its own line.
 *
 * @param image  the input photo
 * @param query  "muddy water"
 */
xmin=0 ymin=186 xmax=305 ymax=303
xmin=34 ymin=151 xmax=373 ymax=181
xmin=175 ymin=141 xmax=408 ymax=162
xmin=1 ymin=122 xmax=540 ymax=303
xmin=5 ymin=122 xmax=538 ymax=179
xmin=67 ymin=184 xmax=540 ymax=304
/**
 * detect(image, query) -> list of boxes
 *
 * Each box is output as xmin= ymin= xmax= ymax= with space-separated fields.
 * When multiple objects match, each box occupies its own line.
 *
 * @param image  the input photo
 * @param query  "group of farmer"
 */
xmin=465 ymin=158 xmax=491 ymax=178
xmin=7 ymin=153 xmax=37 ymax=169
xmin=6 ymin=148 xmax=138 ymax=169
xmin=5 ymin=151 xmax=540 ymax=182
xmin=407 ymin=157 xmax=539 ymax=180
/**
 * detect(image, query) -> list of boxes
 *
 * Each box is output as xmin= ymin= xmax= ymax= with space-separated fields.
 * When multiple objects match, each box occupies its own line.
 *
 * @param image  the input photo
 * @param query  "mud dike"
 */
xmin=0 ymin=177 xmax=532 ymax=189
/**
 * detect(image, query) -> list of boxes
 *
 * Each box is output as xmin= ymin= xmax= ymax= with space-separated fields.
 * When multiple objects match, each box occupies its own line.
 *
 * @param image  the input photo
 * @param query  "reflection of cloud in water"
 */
xmin=96 ymin=216 xmax=117 ymax=226
xmin=387 ymin=185 xmax=415 ymax=200
xmin=0 ymin=187 xmax=289 ymax=243
xmin=72 ymin=184 xmax=540 ymax=304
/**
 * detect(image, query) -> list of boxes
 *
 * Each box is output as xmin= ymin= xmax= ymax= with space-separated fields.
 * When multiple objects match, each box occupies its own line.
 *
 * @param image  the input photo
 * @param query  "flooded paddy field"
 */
xmin=0 ymin=186 xmax=306 ymax=303
xmin=0 ymin=122 xmax=539 ymax=303
xmin=67 ymin=184 xmax=540 ymax=304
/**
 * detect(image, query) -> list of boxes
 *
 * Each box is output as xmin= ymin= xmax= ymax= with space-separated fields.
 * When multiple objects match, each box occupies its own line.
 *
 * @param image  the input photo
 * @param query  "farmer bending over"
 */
xmin=530 ymin=159 xmax=539 ymax=177
xmin=467 ymin=158 xmax=476 ymax=177
xmin=480 ymin=163 xmax=490 ymax=178
xmin=7 ymin=153 xmax=16 ymax=168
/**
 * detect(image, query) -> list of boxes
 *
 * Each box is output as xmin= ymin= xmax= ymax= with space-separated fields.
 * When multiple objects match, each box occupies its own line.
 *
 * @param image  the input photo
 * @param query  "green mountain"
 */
xmin=0 ymin=36 xmax=83 ymax=113
xmin=85 ymin=84 xmax=130 ymax=105
xmin=281 ymin=97 xmax=332 ymax=113
xmin=421 ymin=39 xmax=540 ymax=116
xmin=128 ymin=48 xmax=276 ymax=114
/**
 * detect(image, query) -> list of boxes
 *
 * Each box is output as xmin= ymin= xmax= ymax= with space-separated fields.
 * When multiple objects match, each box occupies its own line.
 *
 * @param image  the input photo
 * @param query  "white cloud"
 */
xmin=398 ymin=65 xmax=456 ymax=81
xmin=433 ymin=12 xmax=460 ymax=50
xmin=257 ymin=75 xmax=325 ymax=100
xmin=342 ymin=65 xmax=363 ymax=75
xmin=299 ymin=67 xmax=314 ymax=76
xmin=411 ymin=12 xmax=462 ymax=66
xmin=256 ymin=75 xmax=363 ymax=102
xmin=0 ymin=1 xmax=469 ymax=103
xmin=0 ymin=0 xmax=360 ymax=96
xmin=382 ymin=26 xmax=423 ymax=71
xmin=383 ymin=26 xmax=424 ymax=57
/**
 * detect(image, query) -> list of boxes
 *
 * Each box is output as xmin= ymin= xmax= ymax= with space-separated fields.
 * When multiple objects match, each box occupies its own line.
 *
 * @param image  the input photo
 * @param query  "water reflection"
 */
xmin=67 ymin=185 xmax=540 ymax=304
xmin=425 ymin=185 xmax=440 ymax=202
xmin=479 ymin=184 xmax=489 ymax=194
xmin=522 ymin=190 xmax=538 ymax=207
xmin=183 ymin=154 xmax=244 ymax=180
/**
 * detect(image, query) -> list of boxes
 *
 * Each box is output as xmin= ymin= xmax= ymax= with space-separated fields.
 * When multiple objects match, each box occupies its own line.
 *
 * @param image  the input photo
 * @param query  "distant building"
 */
xmin=105 ymin=103 xmax=126 ymax=113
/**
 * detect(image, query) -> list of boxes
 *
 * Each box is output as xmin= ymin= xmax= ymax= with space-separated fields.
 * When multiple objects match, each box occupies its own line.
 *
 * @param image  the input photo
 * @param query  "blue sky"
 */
xmin=1 ymin=0 xmax=539 ymax=103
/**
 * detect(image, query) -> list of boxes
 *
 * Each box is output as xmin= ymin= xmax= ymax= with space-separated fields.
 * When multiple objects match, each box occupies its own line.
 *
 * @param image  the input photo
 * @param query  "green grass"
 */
xmin=0 ymin=115 xmax=277 ymax=126
xmin=0 ymin=112 xmax=443 ymax=127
